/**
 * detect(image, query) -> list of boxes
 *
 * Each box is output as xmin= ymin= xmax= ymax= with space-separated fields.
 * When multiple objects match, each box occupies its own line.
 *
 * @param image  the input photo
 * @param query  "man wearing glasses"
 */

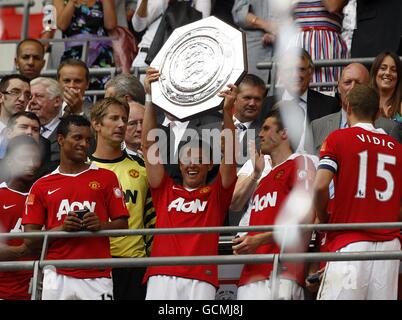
xmin=0 ymin=74 xmax=31 ymax=155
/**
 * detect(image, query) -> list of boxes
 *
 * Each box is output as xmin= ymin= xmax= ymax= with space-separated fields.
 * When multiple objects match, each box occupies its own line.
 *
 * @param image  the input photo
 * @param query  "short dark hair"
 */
xmin=266 ymin=101 xmax=305 ymax=152
xmin=264 ymin=107 xmax=285 ymax=131
xmin=239 ymin=74 xmax=267 ymax=96
xmin=16 ymin=38 xmax=45 ymax=57
xmin=57 ymin=58 xmax=90 ymax=83
xmin=347 ymin=84 xmax=379 ymax=121
xmin=56 ymin=115 xmax=91 ymax=137
xmin=0 ymin=74 xmax=30 ymax=93
xmin=7 ymin=111 xmax=40 ymax=129
xmin=5 ymin=134 xmax=39 ymax=158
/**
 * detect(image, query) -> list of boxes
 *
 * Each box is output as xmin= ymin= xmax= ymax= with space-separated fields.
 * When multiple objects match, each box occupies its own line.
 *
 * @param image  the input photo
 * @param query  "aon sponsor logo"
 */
xmin=57 ymin=199 xmax=96 ymax=220
xmin=168 ymin=197 xmax=208 ymax=213
xmin=251 ymin=192 xmax=277 ymax=212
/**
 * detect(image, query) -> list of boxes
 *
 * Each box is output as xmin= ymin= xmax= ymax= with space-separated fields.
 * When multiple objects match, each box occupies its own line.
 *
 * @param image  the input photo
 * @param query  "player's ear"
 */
xmin=57 ymin=133 xmax=64 ymax=146
xmin=91 ymin=120 xmax=101 ymax=132
xmin=345 ymin=100 xmax=352 ymax=115
xmin=281 ymin=128 xmax=288 ymax=140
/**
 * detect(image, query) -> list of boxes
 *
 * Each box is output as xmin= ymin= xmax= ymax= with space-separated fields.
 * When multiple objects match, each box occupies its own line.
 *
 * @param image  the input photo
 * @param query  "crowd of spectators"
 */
xmin=0 ymin=0 xmax=401 ymax=301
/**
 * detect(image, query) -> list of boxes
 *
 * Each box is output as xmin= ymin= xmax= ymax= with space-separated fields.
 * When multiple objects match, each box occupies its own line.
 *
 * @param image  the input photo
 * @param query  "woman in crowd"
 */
xmin=293 ymin=0 xmax=348 ymax=87
xmin=370 ymin=51 xmax=402 ymax=123
xmin=131 ymin=0 xmax=211 ymax=79
xmin=232 ymin=0 xmax=275 ymax=82
xmin=53 ymin=0 xmax=117 ymax=89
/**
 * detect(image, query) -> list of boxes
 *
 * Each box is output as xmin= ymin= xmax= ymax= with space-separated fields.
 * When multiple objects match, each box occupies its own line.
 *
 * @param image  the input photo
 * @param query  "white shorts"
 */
xmin=317 ymin=238 xmax=401 ymax=300
xmin=42 ymin=267 xmax=113 ymax=300
xmin=146 ymin=275 xmax=216 ymax=300
xmin=237 ymin=278 xmax=304 ymax=300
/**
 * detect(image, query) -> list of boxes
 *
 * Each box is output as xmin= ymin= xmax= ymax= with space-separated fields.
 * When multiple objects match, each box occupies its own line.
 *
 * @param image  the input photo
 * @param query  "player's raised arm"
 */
xmin=218 ymin=84 xmax=238 ymax=189
xmin=230 ymin=148 xmax=265 ymax=211
xmin=141 ymin=68 xmax=165 ymax=189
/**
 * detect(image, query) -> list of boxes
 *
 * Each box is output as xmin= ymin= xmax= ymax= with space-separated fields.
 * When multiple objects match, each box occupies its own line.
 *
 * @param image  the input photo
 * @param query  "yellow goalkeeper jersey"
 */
xmin=89 ymin=152 xmax=155 ymax=257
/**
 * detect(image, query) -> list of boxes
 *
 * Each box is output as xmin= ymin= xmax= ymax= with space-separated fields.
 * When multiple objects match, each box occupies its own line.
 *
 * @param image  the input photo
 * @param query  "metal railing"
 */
xmin=258 ymin=57 xmax=378 ymax=96
xmin=1 ymin=222 xmax=402 ymax=299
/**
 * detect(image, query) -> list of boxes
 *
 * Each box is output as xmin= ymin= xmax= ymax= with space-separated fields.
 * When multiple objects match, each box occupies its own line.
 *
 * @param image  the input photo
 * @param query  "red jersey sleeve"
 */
xmin=211 ymin=172 xmax=237 ymax=224
xmin=103 ymin=170 xmax=129 ymax=221
xmin=22 ymin=182 xmax=46 ymax=226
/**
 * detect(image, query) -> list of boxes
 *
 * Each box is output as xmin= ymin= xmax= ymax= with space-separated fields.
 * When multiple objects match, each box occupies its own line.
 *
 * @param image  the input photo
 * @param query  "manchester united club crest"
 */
xmin=275 ymin=170 xmax=285 ymax=180
xmin=129 ymin=169 xmax=139 ymax=178
xmin=199 ymin=187 xmax=211 ymax=194
xmin=27 ymin=194 xmax=35 ymax=205
xmin=320 ymin=140 xmax=327 ymax=152
xmin=89 ymin=181 xmax=101 ymax=190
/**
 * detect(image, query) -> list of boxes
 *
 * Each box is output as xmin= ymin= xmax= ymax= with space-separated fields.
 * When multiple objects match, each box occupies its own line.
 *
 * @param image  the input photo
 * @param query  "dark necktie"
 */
xmin=236 ymin=123 xmax=247 ymax=131
xmin=40 ymin=125 xmax=49 ymax=135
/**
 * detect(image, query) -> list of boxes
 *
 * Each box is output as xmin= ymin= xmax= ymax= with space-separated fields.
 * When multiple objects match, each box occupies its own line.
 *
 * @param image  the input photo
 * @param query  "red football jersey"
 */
xmin=319 ymin=124 xmax=402 ymax=252
xmin=0 ymin=183 xmax=32 ymax=300
xmin=22 ymin=164 xmax=129 ymax=279
xmin=144 ymin=172 xmax=236 ymax=287
xmin=239 ymin=154 xmax=315 ymax=287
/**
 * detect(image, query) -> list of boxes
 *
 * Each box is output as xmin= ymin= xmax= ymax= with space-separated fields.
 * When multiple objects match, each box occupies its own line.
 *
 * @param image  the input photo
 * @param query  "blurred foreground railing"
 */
xmin=1 ymin=222 xmax=402 ymax=300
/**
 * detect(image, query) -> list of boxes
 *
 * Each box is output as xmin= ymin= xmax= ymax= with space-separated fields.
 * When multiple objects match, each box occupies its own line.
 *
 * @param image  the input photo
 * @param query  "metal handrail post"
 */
xmin=81 ymin=40 xmax=89 ymax=63
xmin=132 ymin=66 xmax=140 ymax=78
xmin=31 ymin=234 xmax=49 ymax=300
xmin=31 ymin=261 xmax=40 ymax=300
xmin=270 ymin=254 xmax=280 ymax=300
xmin=268 ymin=61 xmax=276 ymax=96
xmin=20 ymin=1 xmax=33 ymax=40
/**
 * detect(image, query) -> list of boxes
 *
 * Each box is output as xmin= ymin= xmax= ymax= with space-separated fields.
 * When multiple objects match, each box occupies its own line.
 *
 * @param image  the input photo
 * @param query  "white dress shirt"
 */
xmin=340 ymin=108 xmax=348 ymax=128
xmin=41 ymin=116 xmax=60 ymax=139
xmin=233 ymin=117 xmax=253 ymax=142
xmin=282 ymin=90 xmax=308 ymax=153
xmin=162 ymin=117 xmax=190 ymax=153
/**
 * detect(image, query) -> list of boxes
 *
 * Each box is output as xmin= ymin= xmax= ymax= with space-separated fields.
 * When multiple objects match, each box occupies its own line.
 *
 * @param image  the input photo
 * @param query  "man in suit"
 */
xmin=312 ymin=63 xmax=401 ymax=156
xmin=105 ymin=74 xmax=146 ymax=158
xmin=28 ymin=77 xmax=63 ymax=165
xmin=14 ymin=39 xmax=46 ymax=81
xmin=57 ymin=59 xmax=91 ymax=117
xmin=262 ymin=48 xmax=340 ymax=154
xmin=0 ymin=111 xmax=50 ymax=183
xmin=0 ymin=74 xmax=31 ymax=158
xmin=351 ymin=0 xmax=402 ymax=58
xmin=5 ymin=111 xmax=51 ymax=166
xmin=233 ymin=73 xmax=267 ymax=171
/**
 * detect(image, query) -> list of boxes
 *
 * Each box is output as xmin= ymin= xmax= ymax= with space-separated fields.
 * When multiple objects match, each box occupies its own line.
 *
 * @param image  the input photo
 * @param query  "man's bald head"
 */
xmin=338 ymin=63 xmax=370 ymax=110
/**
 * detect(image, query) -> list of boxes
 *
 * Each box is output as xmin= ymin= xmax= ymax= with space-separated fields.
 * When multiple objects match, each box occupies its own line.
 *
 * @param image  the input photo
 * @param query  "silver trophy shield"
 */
xmin=150 ymin=16 xmax=247 ymax=121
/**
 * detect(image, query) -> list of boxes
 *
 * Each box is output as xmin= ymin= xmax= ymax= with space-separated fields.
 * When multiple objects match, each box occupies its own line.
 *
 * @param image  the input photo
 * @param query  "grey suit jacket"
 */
xmin=311 ymin=111 xmax=401 ymax=156
xmin=46 ymin=129 xmax=61 ymax=163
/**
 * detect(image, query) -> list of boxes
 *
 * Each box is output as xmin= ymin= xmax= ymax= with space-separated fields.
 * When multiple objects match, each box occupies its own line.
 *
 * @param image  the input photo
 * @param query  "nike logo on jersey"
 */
xmin=2 ymin=204 xmax=16 ymax=210
xmin=168 ymin=197 xmax=207 ymax=213
xmin=48 ymin=188 xmax=61 ymax=195
xmin=251 ymin=192 xmax=278 ymax=212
